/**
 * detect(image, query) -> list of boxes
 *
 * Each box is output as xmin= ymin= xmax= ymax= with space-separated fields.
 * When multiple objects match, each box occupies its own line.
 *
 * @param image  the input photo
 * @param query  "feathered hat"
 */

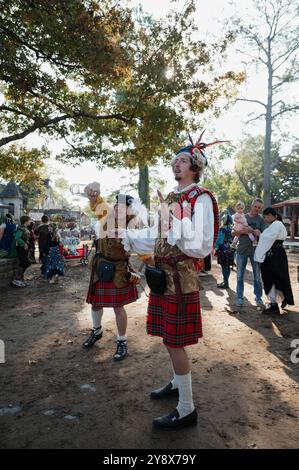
xmin=171 ymin=129 xmax=229 ymax=168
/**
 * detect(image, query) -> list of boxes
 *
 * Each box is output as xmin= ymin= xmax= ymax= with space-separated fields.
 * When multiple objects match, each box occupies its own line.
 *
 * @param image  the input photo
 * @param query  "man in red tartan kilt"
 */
xmin=83 ymin=182 xmax=145 ymax=362
xmin=122 ymin=131 xmax=223 ymax=429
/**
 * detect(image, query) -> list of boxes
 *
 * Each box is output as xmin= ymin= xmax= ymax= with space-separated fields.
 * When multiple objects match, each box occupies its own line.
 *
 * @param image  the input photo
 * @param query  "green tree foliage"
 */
xmin=204 ymin=135 xmax=299 ymax=209
xmin=57 ymin=2 xmax=244 ymax=206
xmin=204 ymin=169 xmax=250 ymax=212
xmin=234 ymin=136 xmax=299 ymax=204
xmin=0 ymin=144 xmax=48 ymax=184
xmin=52 ymin=177 xmax=74 ymax=209
xmin=271 ymin=142 xmax=299 ymax=202
xmin=234 ymin=136 xmax=279 ymax=200
xmin=0 ymin=0 xmax=244 ymax=207
xmin=105 ymin=168 xmax=168 ymax=209
xmin=0 ymin=0 xmax=134 ymax=148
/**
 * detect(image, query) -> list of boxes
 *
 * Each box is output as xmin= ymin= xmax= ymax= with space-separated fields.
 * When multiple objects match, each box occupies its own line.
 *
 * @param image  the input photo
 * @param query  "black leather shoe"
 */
xmin=217 ymin=282 xmax=229 ymax=289
xmin=113 ymin=340 xmax=128 ymax=361
xmin=262 ymin=303 xmax=280 ymax=314
xmin=82 ymin=329 xmax=103 ymax=349
xmin=150 ymin=382 xmax=179 ymax=399
xmin=152 ymin=408 xmax=198 ymax=429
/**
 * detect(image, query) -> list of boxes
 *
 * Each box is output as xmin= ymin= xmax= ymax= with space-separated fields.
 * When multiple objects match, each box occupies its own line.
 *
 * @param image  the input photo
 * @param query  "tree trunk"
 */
xmin=263 ymin=53 xmax=273 ymax=207
xmin=138 ymin=164 xmax=150 ymax=209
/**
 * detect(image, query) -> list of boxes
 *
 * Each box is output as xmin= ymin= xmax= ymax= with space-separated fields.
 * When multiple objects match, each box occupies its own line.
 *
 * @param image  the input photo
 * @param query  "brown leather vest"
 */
xmin=90 ymin=217 xmax=134 ymax=288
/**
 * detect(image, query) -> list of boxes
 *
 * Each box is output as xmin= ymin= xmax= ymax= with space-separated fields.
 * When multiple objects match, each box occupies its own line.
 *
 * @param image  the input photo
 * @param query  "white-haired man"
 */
xmin=83 ymin=184 xmax=143 ymax=362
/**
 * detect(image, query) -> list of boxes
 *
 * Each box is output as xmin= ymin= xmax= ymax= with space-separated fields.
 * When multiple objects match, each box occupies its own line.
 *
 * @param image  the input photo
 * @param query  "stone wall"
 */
xmin=0 ymin=258 xmax=20 ymax=289
xmin=0 ymin=197 xmax=23 ymax=221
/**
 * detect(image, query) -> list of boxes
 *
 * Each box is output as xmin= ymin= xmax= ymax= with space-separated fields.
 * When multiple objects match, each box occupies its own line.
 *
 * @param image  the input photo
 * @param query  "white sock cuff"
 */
xmin=117 ymin=335 xmax=127 ymax=342
xmin=174 ymin=371 xmax=192 ymax=385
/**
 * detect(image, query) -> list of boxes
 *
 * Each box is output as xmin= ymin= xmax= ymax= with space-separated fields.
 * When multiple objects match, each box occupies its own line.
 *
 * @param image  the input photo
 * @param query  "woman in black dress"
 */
xmin=254 ymin=207 xmax=294 ymax=313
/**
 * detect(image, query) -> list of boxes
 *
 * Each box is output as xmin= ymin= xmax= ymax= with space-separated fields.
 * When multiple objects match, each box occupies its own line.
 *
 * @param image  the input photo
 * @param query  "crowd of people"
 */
xmin=214 ymin=198 xmax=294 ymax=314
xmin=80 ymin=131 xmax=295 ymax=431
xmin=0 ymin=213 xmax=65 ymax=287
xmin=0 ymin=131 xmax=296 ymax=431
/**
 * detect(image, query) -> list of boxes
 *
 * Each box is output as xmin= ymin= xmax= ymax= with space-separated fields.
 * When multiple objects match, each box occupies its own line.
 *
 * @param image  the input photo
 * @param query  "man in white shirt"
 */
xmin=122 ymin=133 xmax=222 ymax=429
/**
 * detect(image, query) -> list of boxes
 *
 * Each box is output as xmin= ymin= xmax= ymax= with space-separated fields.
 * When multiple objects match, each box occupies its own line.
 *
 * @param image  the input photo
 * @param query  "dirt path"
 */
xmin=0 ymin=254 xmax=298 ymax=449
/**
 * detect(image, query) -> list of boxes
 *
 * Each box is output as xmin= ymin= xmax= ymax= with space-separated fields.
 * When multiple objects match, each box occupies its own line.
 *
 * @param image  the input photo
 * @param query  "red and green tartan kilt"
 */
xmin=86 ymin=280 xmax=138 ymax=308
xmin=147 ymin=291 xmax=203 ymax=348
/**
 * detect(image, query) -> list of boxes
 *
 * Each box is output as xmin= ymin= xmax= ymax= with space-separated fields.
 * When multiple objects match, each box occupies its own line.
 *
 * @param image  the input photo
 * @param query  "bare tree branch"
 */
xmin=0 ymin=24 xmax=79 ymax=71
xmin=236 ymin=98 xmax=267 ymax=108
xmin=272 ymin=78 xmax=290 ymax=90
xmin=272 ymin=99 xmax=286 ymax=107
xmin=264 ymin=1 xmax=279 ymax=40
xmin=235 ymin=48 xmax=267 ymax=65
xmin=0 ymin=112 xmax=132 ymax=148
xmin=269 ymin=11 xmax=280 ymax=40
xmin=245 ymin=112 xmax=266 ymax=124
xmin=272 ymin=41 xmax=299 ymax=71
xmin=62 ymin=136 xmax=86 ymax=157
xmin=239 ymin=27 xmax=268 ymax=57
xmin=272 ymin=104 xmax=299 ymax=119
xmin=274 ymin=13 xmax=298 ymax=37
xmin=0 ymin=105 xmax=35 ymax=120
xmin=267 ymin=0 xmax=293 ymax=40
xmin=0 ymin=114 xmax=70 ymax=148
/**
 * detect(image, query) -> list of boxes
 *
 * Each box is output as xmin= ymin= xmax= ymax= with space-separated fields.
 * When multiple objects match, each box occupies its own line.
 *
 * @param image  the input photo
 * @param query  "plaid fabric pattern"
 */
xmin=147 ymin=291 xmax=202 ymax=348
xmin=86 ymin=280 xmax=138 ymax=307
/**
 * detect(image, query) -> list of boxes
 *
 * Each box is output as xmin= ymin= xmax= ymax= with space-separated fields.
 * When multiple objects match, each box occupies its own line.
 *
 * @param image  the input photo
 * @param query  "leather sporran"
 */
xmin=97 ymin=261 xmax=116 ymax=282
xmin=145 ymin=264 xmax=167 ymax=295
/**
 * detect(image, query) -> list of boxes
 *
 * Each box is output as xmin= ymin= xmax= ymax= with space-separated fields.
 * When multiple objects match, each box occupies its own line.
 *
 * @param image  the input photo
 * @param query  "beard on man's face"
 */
xmin=174 ymin=174 xmax=181 ymax=181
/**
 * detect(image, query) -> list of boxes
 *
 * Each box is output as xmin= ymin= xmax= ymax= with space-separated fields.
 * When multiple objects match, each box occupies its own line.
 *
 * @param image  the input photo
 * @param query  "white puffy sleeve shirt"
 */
xmin=122 ymin=192 xmax=215 ymax=259
xmin=254 ymin=220 xmax=287 ymax=263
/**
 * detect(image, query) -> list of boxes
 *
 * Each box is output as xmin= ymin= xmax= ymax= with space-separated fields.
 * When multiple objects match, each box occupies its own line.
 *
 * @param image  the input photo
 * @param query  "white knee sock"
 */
xmin=91 ymin=308 xmax=103 ymax=332
xmin=175 ymin=371 xmax=195 ymax=418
